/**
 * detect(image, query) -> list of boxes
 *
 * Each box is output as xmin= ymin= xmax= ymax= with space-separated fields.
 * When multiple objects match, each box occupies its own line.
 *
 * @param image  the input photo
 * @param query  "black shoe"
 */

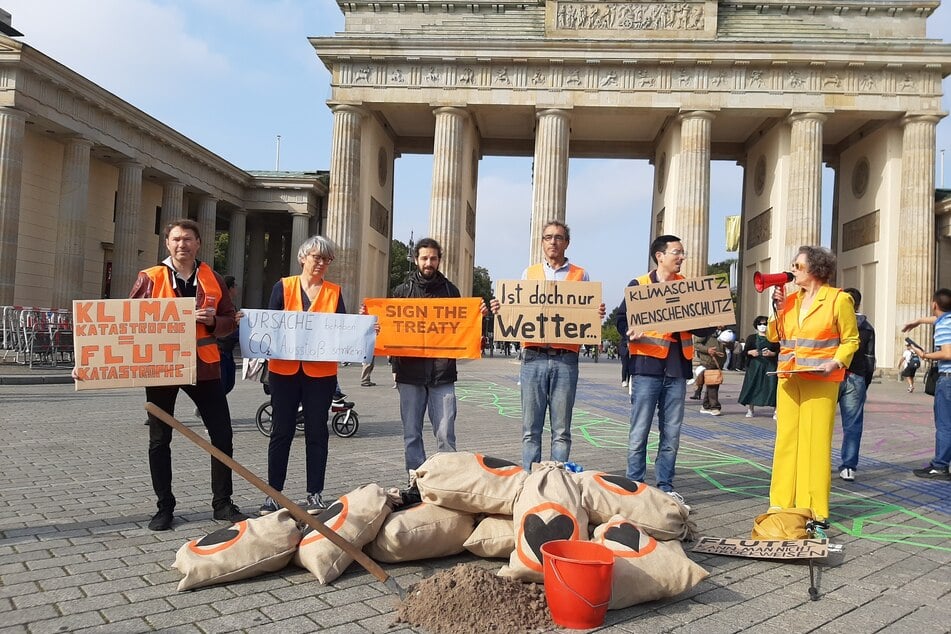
xmin=148 ymin=508 xmax=174 ymax=531
xmin=912 ymin=465 xmax=951 ymax=480
xmin=213 ymin=502 xmax=249 ymax=523
xmin=689 ymin=392 xmax=701 ymax=400
xmin=361 ymin=381 xmax=376 ymax=387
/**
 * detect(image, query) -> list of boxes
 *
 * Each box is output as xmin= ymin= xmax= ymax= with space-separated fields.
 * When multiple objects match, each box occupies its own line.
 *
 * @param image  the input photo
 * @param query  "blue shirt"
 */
xmin=935 ymin=312 xmax=951 ymax=373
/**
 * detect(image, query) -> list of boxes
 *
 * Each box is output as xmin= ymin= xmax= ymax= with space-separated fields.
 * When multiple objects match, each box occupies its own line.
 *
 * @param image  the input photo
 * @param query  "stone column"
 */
xmin=786 ymin=112 xmax=826 ymax=262
xmin=325 ymin=104 xmax=365 ymax=312
xmin=52 ymin=137 xmax=93 ymax=309
xmin=675 ymin=110 xmax=714 ymax=278
xmin=197 ymin=195 xmax=217 ymax=266
xmin=157 ymin=179 xmax=184 ymax=261
xmin=227 ymin=209 xmax=247 ymax=297
xmin=290 ymin=211 xmax=311 ymax=257
xmin=896 ymin=115 xmax=939 ymax=349
xmin=429 ymin=107 xmax=468 ymax=281
xmin=245 ymin=217 xmax=266 ymax=308
xmin=0 ymin=107 xmax=26 ymax=306
xmin=111 ymin=161 xmax=143 ymax=296
xmin=530 ymin=108 xmax=571 ymax=264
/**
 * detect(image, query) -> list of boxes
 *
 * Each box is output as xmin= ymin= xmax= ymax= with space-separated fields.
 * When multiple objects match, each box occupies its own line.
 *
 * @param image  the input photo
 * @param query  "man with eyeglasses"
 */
xmin=492 ymin=220 xmax=605 ymax=470
xmin=615 ymin=234 xmax=714 ymax=511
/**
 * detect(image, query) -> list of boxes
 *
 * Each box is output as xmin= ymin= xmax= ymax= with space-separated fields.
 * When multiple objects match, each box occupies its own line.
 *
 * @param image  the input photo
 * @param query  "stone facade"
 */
xmin=312 ymin=0 xmax=951 ymax=369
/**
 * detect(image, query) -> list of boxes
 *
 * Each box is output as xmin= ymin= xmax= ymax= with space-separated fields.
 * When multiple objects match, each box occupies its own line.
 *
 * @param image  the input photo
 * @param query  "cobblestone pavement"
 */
xmin=1 ymin=356 xmax=949 ymax=633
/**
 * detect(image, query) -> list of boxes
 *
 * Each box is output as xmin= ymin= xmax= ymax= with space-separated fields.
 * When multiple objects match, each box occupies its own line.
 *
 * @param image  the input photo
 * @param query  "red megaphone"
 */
xmin=754 ymin=271 xmax=794 ymax=293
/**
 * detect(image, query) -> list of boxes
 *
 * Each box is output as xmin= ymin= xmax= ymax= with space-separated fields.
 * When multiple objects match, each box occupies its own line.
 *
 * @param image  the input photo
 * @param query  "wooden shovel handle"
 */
xmin=145 ymin=402 xmax=391 ymax=584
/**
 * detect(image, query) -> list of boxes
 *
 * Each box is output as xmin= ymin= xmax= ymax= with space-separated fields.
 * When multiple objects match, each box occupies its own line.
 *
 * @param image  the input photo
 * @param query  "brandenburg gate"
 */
xmin=312 ymin=0 xmax=951 ymax=367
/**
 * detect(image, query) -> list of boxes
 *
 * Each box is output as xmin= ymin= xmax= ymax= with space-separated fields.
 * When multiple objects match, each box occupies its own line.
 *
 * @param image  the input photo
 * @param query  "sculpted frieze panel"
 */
xmin=555 ymin=2 xmax=704 ymax=31
xmin=746 ymin=208 xmax=772 ymax=250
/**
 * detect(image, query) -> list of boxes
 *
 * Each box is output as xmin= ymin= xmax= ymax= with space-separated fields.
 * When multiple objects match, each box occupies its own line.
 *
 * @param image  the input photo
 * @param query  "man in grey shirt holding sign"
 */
xmin=615 ymin=234 xmax=716 ymax=511
xmin=491 ymin=220 xmax=604 ymax=470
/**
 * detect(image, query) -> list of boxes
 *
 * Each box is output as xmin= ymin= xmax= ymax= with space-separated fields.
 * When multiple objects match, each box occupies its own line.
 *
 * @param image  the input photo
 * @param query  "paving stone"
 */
xmin=145 ymin=605 xmax=220 ymax=629
xmin=100 ymin=597 xmax=174 ymax=623
xmin=35 ymin=571 xmax=104 ymax=592
xmin=10 ymin=586 xmax=84 ymax=609
xmin=27 ymin=611 xmax=107 ymax=634
xmin=243 ymin=616 xmax=323 ymax=633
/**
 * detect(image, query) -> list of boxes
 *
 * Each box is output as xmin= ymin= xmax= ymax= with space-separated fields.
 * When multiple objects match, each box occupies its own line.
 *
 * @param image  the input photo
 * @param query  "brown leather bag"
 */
xmin=703 ymin=369 xmax=723 ymax=385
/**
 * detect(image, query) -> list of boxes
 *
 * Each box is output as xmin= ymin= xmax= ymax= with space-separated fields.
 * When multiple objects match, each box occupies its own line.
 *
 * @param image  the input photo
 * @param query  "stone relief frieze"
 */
xmin=338 ymin=62 xmax=928 ymax=97
xmin=556 ymin=2 xmax=704 ymax=31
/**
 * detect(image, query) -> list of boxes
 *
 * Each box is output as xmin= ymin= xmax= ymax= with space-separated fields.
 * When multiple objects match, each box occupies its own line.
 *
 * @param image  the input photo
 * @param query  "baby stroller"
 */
xmin=253 ymin=361 xmax=359 ymax=438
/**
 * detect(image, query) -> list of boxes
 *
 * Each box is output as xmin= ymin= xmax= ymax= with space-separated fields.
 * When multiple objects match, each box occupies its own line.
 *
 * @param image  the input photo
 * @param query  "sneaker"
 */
xmin=699 ymin=407 xmax=715 ymax=415
xmin=621 ymin=380 xmax=628 ymax=387
xmin=689 ymin=392 xmax=701 ymax=401
xmin=332 ymin=397 xmax=347 ymax=408
xmin=665 ymin=491 xmax=691 ymax=512
xmin=745 ymin=409 xmax=754 ymax=418
xmin=259 ymin=496 xmax=280 ymax=516
xmin=361 ymin=381 xmax=376 ymax=387
xmin=148 ymin=508 xmax=174 ymax=531
xmin=839 ymin=468 xmax=855 ymax=482
xmin=912 ymin=465 xmax=951 ymax=480
xmin=300 ymin=492 xmax=328 ymax=513
xmin=213 ymin=502 xmax=248 ymax=523
xmin=708 ymin=409 xmax=722 ymax=416
xmin=686 ymin=378 xmax=696 ymax=386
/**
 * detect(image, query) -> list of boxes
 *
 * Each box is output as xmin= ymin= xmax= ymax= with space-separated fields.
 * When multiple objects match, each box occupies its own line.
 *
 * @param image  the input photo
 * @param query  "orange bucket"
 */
xmin=541 ymin=540 xmax=614 ymax=629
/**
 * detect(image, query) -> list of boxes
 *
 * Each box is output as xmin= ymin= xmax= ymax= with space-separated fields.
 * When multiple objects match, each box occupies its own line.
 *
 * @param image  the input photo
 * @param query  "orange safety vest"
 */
xmin=627 ymin=272 xmax=694 ymax=361
xmin=142 ymin=264 xmax=220 ymax=364
xmin=524 ymin=262 xmax=586 ymax=353
xmin=776 ymin=287 xmax=845 ymax=382
xmin=267 ymin=276 xmax=340 ymax=378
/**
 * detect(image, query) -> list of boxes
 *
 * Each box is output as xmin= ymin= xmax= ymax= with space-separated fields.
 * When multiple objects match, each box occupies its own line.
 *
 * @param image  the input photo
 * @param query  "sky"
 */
xmin=4 ymin=0 xmax=950 ymax=307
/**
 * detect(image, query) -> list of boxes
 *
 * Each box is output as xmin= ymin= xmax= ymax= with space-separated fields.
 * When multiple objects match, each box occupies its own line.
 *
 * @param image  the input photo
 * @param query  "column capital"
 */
xmin=536 ymin=108 xmax=571 ymax=122
xmin=677 ymin=109 xmax=717 ymax=123
xmin=62 ymin=135 xmax=94 ymax=148
xmin=198 ymin=193 xmax=218 ymax=203
xmin=432 ymin=106 xmax=469 ymax=119
xmin=329 ymin=103 xmax=368 ymax=118
xmin=0 ymin=106 xmax=28 ymax=121
xmin=899 ymin=113 xmax=942 ymax=128
xmin=117 ymin=159 xmax=143 ymax=170
xmin=787 ymin=112 xmax=828 ymax=125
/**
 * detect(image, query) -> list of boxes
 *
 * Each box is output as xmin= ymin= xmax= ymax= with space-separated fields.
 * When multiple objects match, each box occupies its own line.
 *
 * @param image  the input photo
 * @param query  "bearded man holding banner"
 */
xmin=132 ymin=219 xmax=247 ymax=531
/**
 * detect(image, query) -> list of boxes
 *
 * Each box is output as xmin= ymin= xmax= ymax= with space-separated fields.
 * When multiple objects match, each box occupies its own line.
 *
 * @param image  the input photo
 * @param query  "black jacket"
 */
xmin=847 ymin=314 xmax=876 ymax=385
xmin=390 ymin=270 xmax=461 ymax=386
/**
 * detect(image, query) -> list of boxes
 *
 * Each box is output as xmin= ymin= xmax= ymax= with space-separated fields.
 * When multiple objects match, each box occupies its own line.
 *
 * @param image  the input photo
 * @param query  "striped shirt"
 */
xmin=935 ymin=312 xmax=951 ymax=373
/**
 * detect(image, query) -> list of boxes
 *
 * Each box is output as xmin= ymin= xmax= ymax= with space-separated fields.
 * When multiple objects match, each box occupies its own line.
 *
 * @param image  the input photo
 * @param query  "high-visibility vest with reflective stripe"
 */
xmin=627 ymin=273 xmax=694 ymax=361
xmin=268 ymin=276 xmax=340 ymax=378
xmin=524 ymin=262 xmax=586 ymax=353
xmin=142 ymin=264 xmax=220 ymax=364
xmin=776 ymin=288 xmax=845 ymax=382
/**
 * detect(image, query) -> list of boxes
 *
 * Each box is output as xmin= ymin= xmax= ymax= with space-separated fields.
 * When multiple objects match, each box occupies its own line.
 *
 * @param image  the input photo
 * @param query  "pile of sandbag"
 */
xmin=172 ymin=452 xmax=708 ymax=608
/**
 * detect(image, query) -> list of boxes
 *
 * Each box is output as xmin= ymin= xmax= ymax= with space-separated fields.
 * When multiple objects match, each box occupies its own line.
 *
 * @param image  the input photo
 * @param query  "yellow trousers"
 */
xmin=770 ymin=377 xmax=839 ymax=520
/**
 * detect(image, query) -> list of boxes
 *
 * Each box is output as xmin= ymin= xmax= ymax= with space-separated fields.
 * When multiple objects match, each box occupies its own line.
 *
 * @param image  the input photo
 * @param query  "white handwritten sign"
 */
xmin=625 ymin=274 xmax=735 ymax=332
xmin=239 ymin=310 xmax=377 ymax=363
xmin=692 ymin=536 xmax=828 ymax=559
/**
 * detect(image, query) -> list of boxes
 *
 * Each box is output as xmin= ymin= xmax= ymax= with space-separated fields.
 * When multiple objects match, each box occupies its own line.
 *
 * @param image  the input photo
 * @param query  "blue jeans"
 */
xmin=398 ymin=382 xmax=457 ymax=471
xmin=627 ymin=374 xmax=686 ymax=491
xmin=933 ymin=374 xmax=951 ymax=469
xmin=520 ymin=349 xmax=579 ymax=470
xmin=837 ymin=372 xmax=867 ymax=470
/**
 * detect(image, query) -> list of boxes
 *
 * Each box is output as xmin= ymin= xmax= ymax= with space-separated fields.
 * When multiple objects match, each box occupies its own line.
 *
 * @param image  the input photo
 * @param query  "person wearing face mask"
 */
xmin=738 ymin=316 xmax=780 ymax=418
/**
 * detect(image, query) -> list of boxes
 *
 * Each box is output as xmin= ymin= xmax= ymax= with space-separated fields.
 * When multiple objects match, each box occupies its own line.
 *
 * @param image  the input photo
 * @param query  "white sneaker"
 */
xmin=745 ymin=410 xmax=754 ymax=418
xmin=621 ymin=380 xmax=628 ymax=387
xmin=665 ymin=491 xmax=691 ymax=512
xmin=686 ymin=378 xmax=696 ymax=386
xmin=839 ymin=468 xmax=855 ymax=482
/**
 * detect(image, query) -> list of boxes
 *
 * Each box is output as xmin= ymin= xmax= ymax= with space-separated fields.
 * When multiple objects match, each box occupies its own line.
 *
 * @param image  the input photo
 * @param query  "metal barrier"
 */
xmin=0 ymin=306 xmax=73 ymax=367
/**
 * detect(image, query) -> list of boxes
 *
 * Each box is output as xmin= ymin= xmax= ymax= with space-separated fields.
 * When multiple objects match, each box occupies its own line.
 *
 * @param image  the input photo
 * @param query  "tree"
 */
xmin=472 ymin=266 xmax=494 ymax=306
xmin=388 ymin=239 xmax=412 ymax=292
xmin=601 ymin=303 xmax=622 ymax=350
xmin=214 ymin=232 xmax=229 ymax=273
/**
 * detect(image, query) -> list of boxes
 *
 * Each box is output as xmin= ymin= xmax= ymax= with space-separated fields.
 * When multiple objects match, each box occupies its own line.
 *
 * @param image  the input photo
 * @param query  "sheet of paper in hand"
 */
xmin=239 ymin=310 xmax=376 ymax=363
xmin=624 ymin=274 xmax=734 ymax=333
xmin=493 ymin=279 xmax=601 ymax=345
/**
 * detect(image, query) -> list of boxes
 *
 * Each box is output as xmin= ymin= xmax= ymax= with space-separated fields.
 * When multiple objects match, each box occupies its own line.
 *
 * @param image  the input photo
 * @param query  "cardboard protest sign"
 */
xmin=239 ymin=310 xmax=376 ymax=363
xmin=364 ymin=297 xmax=482 ymax=359
xmin=493 ymin=279 xmax=601 ymax=345
xmin=72 ymin=298 xmax=196 ymax=390
xmin=692 ymin=536 xmax=828 ymax=559
xmin=624 ymin=274 xmax=735 ymax=333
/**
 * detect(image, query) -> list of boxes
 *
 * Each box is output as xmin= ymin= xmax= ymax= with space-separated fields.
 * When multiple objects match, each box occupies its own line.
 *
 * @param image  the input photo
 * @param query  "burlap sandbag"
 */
xmin=499 ymin=462 xmax=588 ymax=582
xmin=576 ymin=471 xmax=696 ymax=541
xmin=293 ymin=484 xmax=391 ymax=584
xmin=463 ymin=515 xmax=515 ymax=559
xmin=414 ymin=452 xmax=527 ymax=515
xmin=365 ymin=502 xmax=476 ymax=563
xmin=173 ymin=509 xmax=300 ymax=591
xmin=593 ymin=515 xmax=709 ymax=609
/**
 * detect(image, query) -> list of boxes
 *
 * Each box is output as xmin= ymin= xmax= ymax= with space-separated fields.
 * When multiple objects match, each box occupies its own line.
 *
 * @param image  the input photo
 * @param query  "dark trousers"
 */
xmin=703 ymin=384 xmax=721 ymax=411
xmin=146 ymin=380 xmax=234 ymax=511
xmin=220 ymin=350 xmax=236 ymax=395
xmin=268 ymin=370 xmax=336 ymax=494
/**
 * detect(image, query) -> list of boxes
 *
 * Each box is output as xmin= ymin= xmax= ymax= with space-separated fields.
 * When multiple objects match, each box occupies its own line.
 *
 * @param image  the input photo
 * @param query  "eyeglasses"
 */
xmin=542 ymin=234 xmax=567 ymax=243
xmin=305 ymin=253 xmax=333 ymax=263
xmin=791 ymin=262 xmax=806 ymax=271
xmin=664 ymin=249 xmax=688 ymax=257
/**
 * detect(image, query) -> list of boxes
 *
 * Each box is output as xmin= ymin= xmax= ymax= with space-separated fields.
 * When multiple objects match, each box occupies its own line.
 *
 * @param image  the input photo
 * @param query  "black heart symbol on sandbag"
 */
xmin=302 ymin=501 xmax=344 ymax=537
xmin=196 ymin=526 xmax=241 ymax=547
xmin=599 ymin=474 xmax=641 ymax=493
xmin=605 ymin=523 xmax=644 ymax=552
xmin=478 ymin=454 xmax=523 ymax=474
xmin=524 ymin=514 xmax=576 ymax=562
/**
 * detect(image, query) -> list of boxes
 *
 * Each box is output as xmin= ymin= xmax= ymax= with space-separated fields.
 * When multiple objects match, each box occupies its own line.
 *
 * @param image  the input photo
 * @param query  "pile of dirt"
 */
xmin=393 ymin=563 xmax=554 ymax=633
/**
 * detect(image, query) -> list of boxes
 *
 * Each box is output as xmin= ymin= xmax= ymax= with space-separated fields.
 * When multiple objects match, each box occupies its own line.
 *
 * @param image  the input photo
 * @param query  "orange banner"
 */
xmin=364 ymin=297 xmax=483 ymax=359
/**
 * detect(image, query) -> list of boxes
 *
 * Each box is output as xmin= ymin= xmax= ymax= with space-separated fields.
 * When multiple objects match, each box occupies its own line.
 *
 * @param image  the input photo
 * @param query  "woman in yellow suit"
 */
xmin=767 ymin=246 xmax=858 ymax=522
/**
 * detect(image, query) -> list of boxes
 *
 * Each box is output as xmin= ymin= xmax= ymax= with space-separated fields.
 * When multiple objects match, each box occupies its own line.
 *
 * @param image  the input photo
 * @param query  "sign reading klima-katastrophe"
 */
xmin=624 ymin=274 xmax=735 ymax=333
xmin=72 ymin=298 xmax=197 ymax=390
xmin=239 ymin=310 xmax=376 ymax=363
xmin=493 ymin=280 xmax=602 ymax=344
